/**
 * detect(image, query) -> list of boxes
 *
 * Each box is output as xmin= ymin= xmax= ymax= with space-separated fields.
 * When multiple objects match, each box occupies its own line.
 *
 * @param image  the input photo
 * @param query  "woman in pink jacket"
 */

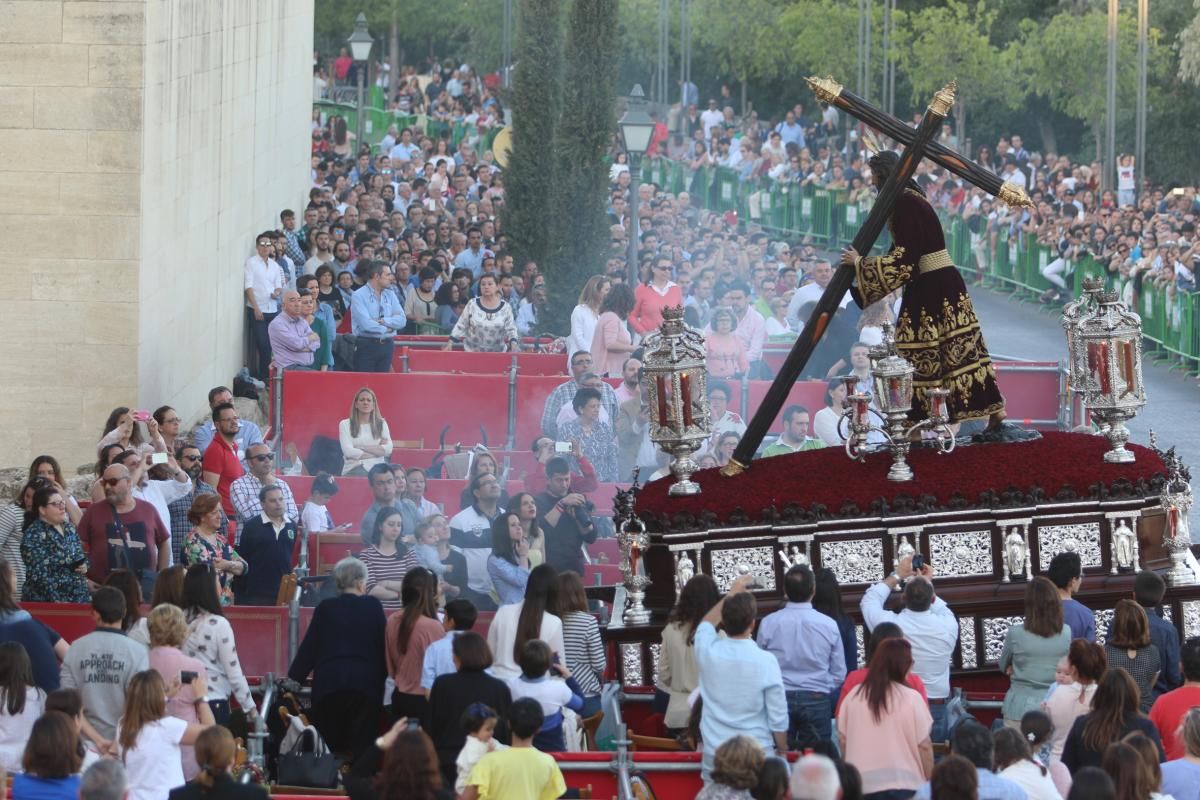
xmin=630 ymin=258 xmax=683 ymax=335
xmin=590 ymin=283 xmax=638 ymax=377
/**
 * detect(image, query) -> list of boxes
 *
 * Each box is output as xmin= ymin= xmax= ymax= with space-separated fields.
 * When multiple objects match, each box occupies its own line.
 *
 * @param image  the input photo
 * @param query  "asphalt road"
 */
xmin=970 ymin=284 xmax=1200 ymax=533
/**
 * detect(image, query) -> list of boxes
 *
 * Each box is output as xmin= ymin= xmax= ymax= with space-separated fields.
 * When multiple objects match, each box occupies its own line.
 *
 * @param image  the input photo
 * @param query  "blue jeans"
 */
xmin=577 ymin=695 xmax=602 ymax=719
xmin=247 ymin=309 xmax=277 ymax=381
xmin=786 ymin=690 xmax=832 ymax=748
xmin=353 ymin=336 xmax=394 ymax=372
xmin=930 ymin=700 xmax=948 ymax=743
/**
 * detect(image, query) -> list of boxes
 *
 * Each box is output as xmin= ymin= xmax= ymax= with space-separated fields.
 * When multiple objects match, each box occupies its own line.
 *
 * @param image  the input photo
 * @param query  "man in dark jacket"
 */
xmin=535 ymin=458 xmax=597 ymax=575
xmin=235 ymin=485 xmax=297 ymax=605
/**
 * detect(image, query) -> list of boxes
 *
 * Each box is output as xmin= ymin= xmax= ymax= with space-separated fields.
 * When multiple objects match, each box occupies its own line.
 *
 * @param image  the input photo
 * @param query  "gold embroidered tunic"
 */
xmin=852 ymin=189 xmax=1005 ymax=423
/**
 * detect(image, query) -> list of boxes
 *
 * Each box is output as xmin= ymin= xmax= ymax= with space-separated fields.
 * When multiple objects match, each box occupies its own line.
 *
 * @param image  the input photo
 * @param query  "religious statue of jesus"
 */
xmin=839 ymin=150 xmax=1036 ymax=442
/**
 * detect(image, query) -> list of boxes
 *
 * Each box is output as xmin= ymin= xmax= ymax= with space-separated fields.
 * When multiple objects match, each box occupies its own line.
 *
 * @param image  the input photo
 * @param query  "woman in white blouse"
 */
xmin=179 ymin=565 xmax=255 ymax=727
xmin=339 ymin=387 xmax=393 ymax=476
xmin=486 ymin=564 xmax=564 ymax=681
xmin=567 ymin=276 xmax=610 ymax=359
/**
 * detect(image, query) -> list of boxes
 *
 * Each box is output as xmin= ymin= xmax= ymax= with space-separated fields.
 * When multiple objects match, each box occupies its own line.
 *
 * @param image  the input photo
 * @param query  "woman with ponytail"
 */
xmin=168 ymin=726 xmax=266 ymax=800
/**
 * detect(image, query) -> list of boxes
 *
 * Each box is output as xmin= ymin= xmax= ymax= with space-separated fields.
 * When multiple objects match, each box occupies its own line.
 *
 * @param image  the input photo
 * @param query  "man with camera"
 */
xmin=860 ymin=554 xmax=959 ymax=743
xmin=535 ymin=457 xmax=598 ymax=575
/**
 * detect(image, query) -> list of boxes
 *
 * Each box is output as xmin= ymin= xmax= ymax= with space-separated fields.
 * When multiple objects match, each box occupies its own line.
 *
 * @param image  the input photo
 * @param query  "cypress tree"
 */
xmin=500 ymin=0 xmax=564 ymax=317
xmin=542 ymin=0 xmax=620 ymax=334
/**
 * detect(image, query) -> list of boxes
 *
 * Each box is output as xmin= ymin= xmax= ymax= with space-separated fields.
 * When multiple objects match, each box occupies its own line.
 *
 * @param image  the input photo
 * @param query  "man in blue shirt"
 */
xmin=757 ymin=565 xmax=846 ymax=748
xmin=350 ymin=261 xmax=407 ymax=372
xmin=1047 ymin=552 xmax=1096 ymax=642
xmin=913 ymin=720 xmax=1027 ymax=800
xmin=453 ymin=226 xmax=488 ymax=279
xmin=775 ymin=110 xmax=806 ymax=150
xmin=695 ymin=574 xmax=788 ymax=782
xmin=1136 ymin=570 xmax=1183 ymax=697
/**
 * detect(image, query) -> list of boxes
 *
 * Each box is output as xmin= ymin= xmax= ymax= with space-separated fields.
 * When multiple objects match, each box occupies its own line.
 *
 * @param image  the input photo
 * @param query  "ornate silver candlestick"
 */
xmin=839 ymin=325 xmax=955 ymax=481
xmin=614 ymin=479 xmax=652 ymax=624
xmin=642 ymin=306 xmax=711 ymax=495
xmin=1155 ymin=441 xmax=1198 ymax=587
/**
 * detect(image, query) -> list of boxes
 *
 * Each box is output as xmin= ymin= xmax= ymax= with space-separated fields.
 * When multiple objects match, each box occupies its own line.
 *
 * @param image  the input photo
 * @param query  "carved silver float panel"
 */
xmin=928 ymin=530 xmax=994 ymax=578
xmin=1094 ymin=607 xmax=1115 ymax=646
xmin=1036 ymin=523 xmax=1102 ymax=571
xmin=959 ymin=617 xmax=978 ymax=669
xmin=710 ymin=545 xmax=778 ymax=593
xmin=1163 ymin=605 xmax=1174 ymax=624
xmin=649 ymin=643 xmax=663 ymax=686
xmin=621 ymin=642 xmax=644 ymax=686
xmin=983 ymin=615 xmax=1025 ymax=664
xmin=1183 ymin=601 xmax=1200 ymax=639
xmin=856 ymin=625 xmax=866 ymax=668
xmin=818 ymin=538 xmax=884 ymax=585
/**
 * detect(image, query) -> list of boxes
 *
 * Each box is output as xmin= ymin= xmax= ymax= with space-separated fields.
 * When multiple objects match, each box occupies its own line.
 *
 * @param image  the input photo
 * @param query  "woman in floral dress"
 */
xmin=20 ymin=486 xmax=90 ymax=603
xmin=445 ymin=274 xmax=520 ymax=352
xmin=181 ymin=495 xmax=246 ymax=606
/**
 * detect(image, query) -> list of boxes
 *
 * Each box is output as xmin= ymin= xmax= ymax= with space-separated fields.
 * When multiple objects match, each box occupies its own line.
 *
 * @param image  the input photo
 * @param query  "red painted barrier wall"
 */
xmin=398 ymin=348 xmax=568 ymax=376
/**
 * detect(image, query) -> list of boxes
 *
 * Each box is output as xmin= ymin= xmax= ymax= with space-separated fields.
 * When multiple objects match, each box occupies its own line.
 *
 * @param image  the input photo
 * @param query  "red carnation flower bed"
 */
xmin=636 ymin=432 xmax=1166 ymax=525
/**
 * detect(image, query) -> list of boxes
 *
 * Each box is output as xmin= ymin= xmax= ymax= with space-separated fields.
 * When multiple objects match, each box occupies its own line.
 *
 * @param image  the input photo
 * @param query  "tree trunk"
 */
xmin=1093 ymin=119 xmax=1103 ymax=162
xmin=1037 ymin=117 xmax=1057 ymax=157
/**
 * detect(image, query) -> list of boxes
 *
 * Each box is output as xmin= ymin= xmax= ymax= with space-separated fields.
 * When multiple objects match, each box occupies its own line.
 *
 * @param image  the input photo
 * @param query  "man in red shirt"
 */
xmin=202 ymin=402 xmax=245 ymax=518
xmin=77 ymin=463 xmax=170 ymax=584
xmin=1149 ymin=637 xmax=1200 ymax=759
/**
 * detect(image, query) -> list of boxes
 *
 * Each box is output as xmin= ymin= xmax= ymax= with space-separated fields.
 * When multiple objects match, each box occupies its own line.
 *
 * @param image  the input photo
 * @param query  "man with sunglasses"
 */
xmin=167 ymin=444 xmax=228 ymax=564
xmin=77 ymin=464 xmax=170 ymax=585
xmin=230 ymin=443 xmax=298 ymax=524
xmin=245 ymin=231 xmax=284 ymax=381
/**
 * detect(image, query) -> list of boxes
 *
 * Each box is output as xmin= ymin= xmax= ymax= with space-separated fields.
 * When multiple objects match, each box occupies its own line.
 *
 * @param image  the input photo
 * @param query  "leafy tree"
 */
xmin=692 ymin=0 xmax=792 ymax=112
xmin=1014 ymin=8 xmax=1170 ymax=162
xmin=544 ymin=0 xmax=620 ymax=334
xmin=1181 ymin=0 xmax=1200 ymax=86
xmin=897 ymin=1 xmax=1022 ymax=147
xmin=500 ymin=0 xmax=564 ymax=286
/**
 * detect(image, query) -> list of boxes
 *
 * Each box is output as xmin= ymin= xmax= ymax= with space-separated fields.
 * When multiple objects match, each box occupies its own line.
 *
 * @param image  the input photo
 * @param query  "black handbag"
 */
xmin=276 ymin=727 xmax=340 ymax=788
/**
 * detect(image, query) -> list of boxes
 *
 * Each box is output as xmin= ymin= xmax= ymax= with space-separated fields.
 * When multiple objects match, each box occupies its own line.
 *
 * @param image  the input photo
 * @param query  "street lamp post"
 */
xmin=619 ymin=85 xmax=656 ymax=287
xmin=347 ymin=12 xmax=374 ymax=151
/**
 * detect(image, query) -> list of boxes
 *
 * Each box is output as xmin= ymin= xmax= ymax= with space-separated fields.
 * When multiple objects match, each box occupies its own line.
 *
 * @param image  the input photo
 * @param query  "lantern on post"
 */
xmin=642 ymin=306 xmax=711 ymax=495
xmin=1068 ymin=289 xmax=1147 ymax=462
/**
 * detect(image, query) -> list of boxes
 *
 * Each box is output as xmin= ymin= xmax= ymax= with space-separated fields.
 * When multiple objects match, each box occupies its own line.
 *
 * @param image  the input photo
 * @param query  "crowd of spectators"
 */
xmin=5 ymin=47 xmax=1200 ymax=800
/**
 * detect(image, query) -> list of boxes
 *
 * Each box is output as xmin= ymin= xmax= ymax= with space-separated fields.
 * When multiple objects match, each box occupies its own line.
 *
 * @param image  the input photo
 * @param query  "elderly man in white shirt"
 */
xmin=245 ymin=232 xmax=284 ymax=381
xmin=860 ymin=555 xmax=959 ymax=743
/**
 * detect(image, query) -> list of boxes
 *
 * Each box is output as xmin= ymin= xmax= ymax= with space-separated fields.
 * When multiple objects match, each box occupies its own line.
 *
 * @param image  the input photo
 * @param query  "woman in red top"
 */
xmin=836 ymin=621 xmax=927 ymax=715
xmin=630 ymin=258 xmax=683 ymax=335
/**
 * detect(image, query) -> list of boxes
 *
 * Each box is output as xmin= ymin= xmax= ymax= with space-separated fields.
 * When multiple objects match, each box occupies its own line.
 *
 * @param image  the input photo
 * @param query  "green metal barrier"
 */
xmin=713 ymin=167 xmax=739 ymax=213
xmin=810 ymin=189 xmax=833 ymax=245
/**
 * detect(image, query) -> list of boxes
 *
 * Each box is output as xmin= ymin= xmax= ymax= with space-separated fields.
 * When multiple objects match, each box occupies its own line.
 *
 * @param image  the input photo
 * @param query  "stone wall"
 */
xmin=0 ymin=0 xmax=312 ymax=470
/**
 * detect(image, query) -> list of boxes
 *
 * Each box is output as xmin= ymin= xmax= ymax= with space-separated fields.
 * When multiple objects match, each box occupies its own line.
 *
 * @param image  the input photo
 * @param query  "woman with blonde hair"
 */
xmin=116 ymin=670 xmax=214 ymax=800
xmin=168 ymin=726 xmax=266 ymax=800
xmin=696 ymin=735 xmax=765 ymax=799
xmin=147 ymin=604 xmax=208 ymax=779
xmin=1105 ymin=599 xmax=1162 ymax=713
xmin=568 ymin=275 xmax=611 ymax=359
xmin=340 ymin=388 xmax=393 ymax=476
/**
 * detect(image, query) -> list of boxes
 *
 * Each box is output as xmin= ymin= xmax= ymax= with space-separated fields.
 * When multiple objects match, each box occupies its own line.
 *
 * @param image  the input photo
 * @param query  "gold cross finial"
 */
xmin=929 ymin=80 xmax=957 ymax=117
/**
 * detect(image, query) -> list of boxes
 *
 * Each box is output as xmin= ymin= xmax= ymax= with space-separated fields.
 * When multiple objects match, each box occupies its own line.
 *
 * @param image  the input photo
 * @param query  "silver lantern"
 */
xmin=1068 ymin=289 xmax=1147 ymax=462
xmin=642 ymin=306 xmax=711 ymax=495
xmin=841 ymin=324 xmax=954 ymax=481
xmin=1159 ymin=445 xmax=1197 ymax=587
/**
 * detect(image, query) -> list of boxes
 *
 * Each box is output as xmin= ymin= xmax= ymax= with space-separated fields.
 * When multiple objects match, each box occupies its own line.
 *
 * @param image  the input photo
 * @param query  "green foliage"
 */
xmin=778 ymin=0 xmax=872 ymax=88
xmin=1013 ymin=8 xmax=1172 ymax=158
xmin=692 ymin=0 xmax=792 ymax=83
xmin=544 ymin=0 xmax=620 ymax=334
xmin=897 ymin=1 xmax=1022 ymax=140
xmin=500 ymin=0 xmax=564 ymax=286
xmin=1180 ymin=0 xmax=1200 ymax=86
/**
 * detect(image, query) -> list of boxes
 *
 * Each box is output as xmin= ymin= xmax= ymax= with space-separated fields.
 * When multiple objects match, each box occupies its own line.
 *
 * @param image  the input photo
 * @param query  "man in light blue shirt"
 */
xmin=350 ymin=261 xmax=407 ymax=372
xmin=695 ymin=574 xmax=788 ymax=782
xmin=913 ymin=720 xmax=1027 ymax=800
xmin=420 ymin=599 xmax=478 ymax=691
xmin=775 ymin=110 xmax=806 ymax=150
xmin=757 ymin=565 xmax=846 ymax=747
xmin=453 ymin=226 xmax=488 ymax=278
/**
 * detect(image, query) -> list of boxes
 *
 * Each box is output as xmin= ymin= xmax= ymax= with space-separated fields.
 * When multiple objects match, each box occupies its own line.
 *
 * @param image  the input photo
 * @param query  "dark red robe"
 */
xmin=852 ymin=189 xmax=1005 ymax=423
